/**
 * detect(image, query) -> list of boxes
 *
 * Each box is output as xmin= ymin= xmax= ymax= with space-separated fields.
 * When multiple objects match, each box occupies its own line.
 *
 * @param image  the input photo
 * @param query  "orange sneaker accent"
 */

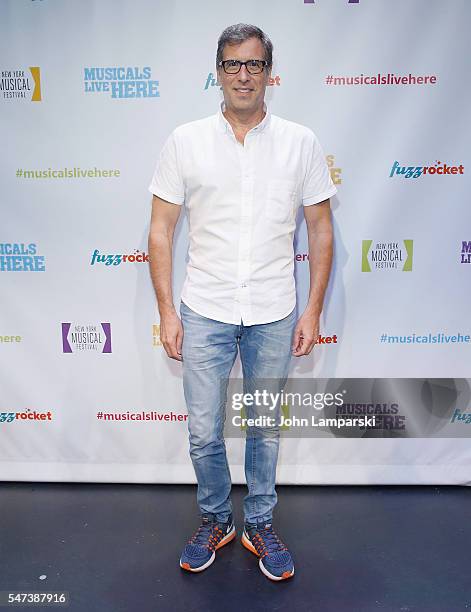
xmin=215 ymin=528 xmax=236 ymax=550
xmin=241 ymin=533 xmax=259 ymax=556
xmin=282 ymin=571 xmax=292 ymax=579
xmin=181 ymin=562 xmax=191 ymax=570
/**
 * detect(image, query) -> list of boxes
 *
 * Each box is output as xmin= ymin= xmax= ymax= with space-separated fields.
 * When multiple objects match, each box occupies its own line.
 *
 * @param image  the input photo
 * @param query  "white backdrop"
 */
xmin=1 ymin=0 xmax=470 ymax=484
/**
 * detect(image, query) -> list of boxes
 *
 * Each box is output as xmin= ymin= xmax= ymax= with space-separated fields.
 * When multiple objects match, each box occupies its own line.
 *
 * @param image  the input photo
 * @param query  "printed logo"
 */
xmin=204 ymin=73 xmax=281 ymax=90
xmin=84 ymin=67 xmax=159 ymax=98
xmin=451 ymin=408 xmax=471 ymax=424
xmin=0 ymin=243 xmax=45 ymax=272
xmin=326 ymin=73 xmax=437 ymax=87
xmin=461 ymin=241 xmax=471 ymax=264
xmin=90 ymin=249 xmax=149 ymax=266
xmin=0 ymin=408 xmax=53 ymax=424
xmin=326 ymin=155 xmax=342 ymax=185
xmin=61 ymin=323 xmax=112 ymax=353
xmin=336 ymin=402 xmax=405 ymax=430
xmin=379 ymin=332 xmax=470 ymax=345
xmin=152 ymin=324 xmax=162 ymax=346
xmin=0 ymin=335 xmax=22 ymax=344
xmin=16 ymin=167 xmax=120 ymax=180
xmin=362 ymin=240 xmax=413 ymax=272
xmin=96 ymin=410 xmax=188 ymax=422
xmin=316 ymin=334 xmax=338 ymax=345
xmin=1 ymin=67 xmax=42 ymax=101
xmin=390 ymin=160 xmax=464 ymax=178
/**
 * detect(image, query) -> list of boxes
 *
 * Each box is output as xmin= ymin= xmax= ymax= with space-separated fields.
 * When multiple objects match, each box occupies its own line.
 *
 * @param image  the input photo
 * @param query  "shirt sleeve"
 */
xmin=302 ymin=131 xmax=337 ymax=206
xmin=148 ymin=130 xmax=185 ymax=205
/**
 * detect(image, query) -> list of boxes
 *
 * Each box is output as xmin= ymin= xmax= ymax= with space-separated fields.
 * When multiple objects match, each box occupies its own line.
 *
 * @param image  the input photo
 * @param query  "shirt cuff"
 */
xmin=148 ymin=185 xmax=184 ymax=205
xmin=302 ymin=185 xmax=337 ymax=206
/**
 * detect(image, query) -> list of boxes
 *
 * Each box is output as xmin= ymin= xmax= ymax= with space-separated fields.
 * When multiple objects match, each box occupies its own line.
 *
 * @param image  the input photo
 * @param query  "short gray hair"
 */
xmin=216 ymin=23 xmax=273 ymax=69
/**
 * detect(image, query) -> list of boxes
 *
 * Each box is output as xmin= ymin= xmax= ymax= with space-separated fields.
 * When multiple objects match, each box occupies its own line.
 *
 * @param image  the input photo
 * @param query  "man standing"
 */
xmin=148 ymin=23 xmax=337 ymax=581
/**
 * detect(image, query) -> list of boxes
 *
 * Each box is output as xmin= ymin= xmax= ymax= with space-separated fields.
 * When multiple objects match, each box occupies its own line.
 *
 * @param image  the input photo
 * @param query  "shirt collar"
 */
xmin=217 ymin=100 xmax=271 ymax=135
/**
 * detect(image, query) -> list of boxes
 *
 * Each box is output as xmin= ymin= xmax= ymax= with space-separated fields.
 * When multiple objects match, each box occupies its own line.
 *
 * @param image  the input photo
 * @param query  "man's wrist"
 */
xmin=304 ymin=302 xmax=322 ymax=318
xmin=158 ymin=302 xmax=177 ymax=317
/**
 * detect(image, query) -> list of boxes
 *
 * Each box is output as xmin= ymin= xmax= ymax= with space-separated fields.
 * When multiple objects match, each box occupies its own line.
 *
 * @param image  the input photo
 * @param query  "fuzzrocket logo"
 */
xmin=90 ymin=249 xmax=149 ymax=266
xmin=389 ymin=160 xmax=464 ymax=178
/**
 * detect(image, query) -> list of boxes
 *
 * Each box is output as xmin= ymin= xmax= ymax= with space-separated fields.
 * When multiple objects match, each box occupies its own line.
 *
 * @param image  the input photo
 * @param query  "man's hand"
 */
xmin=292 ymin=198 xmax=333 ymax=357
xmin=160 ymin=310 xmax=184 ymax=361
xmin=291 ymin=310 xmax=320 ymax=357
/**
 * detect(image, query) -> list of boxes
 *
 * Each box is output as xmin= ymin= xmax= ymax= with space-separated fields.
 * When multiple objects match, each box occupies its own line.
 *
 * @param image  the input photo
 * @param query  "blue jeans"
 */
xmin=179 ymin=300 xmax=297 ymax=525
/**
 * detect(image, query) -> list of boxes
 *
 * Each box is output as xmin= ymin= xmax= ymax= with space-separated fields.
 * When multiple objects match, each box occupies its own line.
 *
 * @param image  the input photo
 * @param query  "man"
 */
xmin=148 ymin=23 xmax=337 ymax=581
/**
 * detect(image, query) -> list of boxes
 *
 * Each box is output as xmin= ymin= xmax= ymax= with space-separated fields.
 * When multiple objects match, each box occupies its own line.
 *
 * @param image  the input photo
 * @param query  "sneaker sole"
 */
xmin=180 ymin=525 xmax=236 ymax=572
xmin=241 ymin=530 xmax=295 ymax=581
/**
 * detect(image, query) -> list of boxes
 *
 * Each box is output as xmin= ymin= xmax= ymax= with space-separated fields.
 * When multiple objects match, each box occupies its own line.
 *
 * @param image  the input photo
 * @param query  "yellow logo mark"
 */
xmin=29 ymin=67 xmax=41 ymax=101
xmin=326 ymin=154 xmax=342 ymax=185
xmin=152 ymin=324 xmax=162 ymax=346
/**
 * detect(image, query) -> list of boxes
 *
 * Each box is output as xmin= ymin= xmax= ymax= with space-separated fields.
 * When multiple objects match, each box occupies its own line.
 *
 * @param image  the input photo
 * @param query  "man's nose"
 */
xmin=237 ymin=65 xmax=251 ymax=82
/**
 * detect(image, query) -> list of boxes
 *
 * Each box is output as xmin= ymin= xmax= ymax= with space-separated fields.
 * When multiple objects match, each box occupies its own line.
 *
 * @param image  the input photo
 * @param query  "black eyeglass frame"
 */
xmin=217 ymin=59 xmax=269 ymax=75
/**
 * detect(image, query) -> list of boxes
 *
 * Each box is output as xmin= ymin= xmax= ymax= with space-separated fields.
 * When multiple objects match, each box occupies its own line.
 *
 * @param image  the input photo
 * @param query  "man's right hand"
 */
xmin=159 ymin=310 xmax=184 ymax=361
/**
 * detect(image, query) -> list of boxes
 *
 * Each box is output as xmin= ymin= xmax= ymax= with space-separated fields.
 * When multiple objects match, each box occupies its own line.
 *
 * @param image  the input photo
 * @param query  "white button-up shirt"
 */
xmin=148 ymin=102 xmax=337 ymax=325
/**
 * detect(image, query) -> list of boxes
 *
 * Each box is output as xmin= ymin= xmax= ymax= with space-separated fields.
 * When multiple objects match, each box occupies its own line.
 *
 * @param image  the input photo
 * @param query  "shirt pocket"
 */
xmin=265 ymin=179 xmax=298 ymax=223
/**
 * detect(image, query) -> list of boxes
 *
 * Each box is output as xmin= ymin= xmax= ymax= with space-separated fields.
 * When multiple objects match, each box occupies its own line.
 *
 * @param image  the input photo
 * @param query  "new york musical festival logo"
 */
xmin=0 ymin=67 xmax=42 ymax=101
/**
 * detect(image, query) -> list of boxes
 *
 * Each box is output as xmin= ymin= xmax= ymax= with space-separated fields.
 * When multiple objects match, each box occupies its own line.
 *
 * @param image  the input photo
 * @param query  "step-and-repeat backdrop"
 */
xmin=1 ymin=0 xmax=470 ymax=484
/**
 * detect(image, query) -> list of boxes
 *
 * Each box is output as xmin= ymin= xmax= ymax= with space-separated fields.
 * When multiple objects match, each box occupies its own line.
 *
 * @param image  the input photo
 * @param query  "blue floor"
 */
xmin=1 ymin=483 xmax=470 ymax=611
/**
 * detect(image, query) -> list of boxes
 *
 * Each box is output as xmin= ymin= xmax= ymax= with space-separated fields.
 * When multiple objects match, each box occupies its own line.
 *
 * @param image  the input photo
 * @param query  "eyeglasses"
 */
xmin=218 ymin=59 xmax=268 ymax=75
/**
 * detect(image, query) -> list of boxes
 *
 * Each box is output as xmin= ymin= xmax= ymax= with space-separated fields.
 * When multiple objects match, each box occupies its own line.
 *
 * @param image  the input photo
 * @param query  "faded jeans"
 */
xmin=179 ymin=300 xmax=296 ymax=525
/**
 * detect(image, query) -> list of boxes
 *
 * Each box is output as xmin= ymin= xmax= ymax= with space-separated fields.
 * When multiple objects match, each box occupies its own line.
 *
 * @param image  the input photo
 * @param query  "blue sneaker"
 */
xmin=180 ymin=513 xmax=236 ymax=572
xmin=241 ymin=520 xmax=294 ymax=581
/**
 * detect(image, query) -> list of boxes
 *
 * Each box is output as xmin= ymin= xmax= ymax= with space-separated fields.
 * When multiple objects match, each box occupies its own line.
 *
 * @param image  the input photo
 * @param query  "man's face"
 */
xmin=217 ymin=37 xmax=271 ymax=114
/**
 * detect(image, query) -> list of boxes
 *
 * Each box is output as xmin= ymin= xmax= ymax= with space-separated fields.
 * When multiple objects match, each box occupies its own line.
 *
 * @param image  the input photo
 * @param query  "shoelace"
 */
xmin=189 ymin=521 xmax=224 ymax=551
xmin=250 ymin=525 xmax=288 ymax=558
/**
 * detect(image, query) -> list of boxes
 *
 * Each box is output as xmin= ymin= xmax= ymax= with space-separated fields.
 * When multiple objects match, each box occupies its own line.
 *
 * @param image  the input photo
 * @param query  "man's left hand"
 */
xmin=291 ymin=311 xmax=320 ymax=357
